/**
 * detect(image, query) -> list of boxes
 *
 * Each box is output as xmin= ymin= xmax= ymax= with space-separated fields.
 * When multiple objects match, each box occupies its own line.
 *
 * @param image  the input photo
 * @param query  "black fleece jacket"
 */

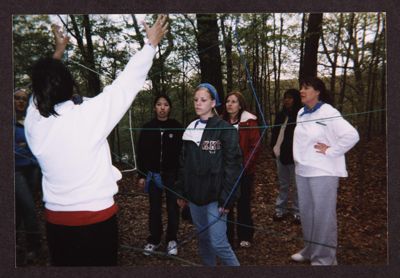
xmin=136 ymin=118 xmax=183 ymax=178
xmin=174 ymin=116 xmax=243 ymax=209
xmin=270 ymin=108 xmax=297 ymax=165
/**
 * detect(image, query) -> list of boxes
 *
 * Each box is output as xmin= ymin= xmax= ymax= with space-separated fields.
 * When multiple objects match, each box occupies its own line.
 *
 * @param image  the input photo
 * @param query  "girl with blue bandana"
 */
xmin=175 ymin=83 xmax=242 ymax=266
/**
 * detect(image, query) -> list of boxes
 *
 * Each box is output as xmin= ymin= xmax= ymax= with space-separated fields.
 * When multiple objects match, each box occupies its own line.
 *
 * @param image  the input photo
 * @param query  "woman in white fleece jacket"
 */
xmin=291 ymin=77 xmax=359 ymax=266
xmin=24 ymin=16 xmax=168 ymax=266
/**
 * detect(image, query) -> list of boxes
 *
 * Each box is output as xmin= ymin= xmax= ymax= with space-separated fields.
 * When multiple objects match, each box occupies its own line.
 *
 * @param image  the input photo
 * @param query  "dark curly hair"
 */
xmin=300 ymin=76 xmax=333 ymax=105
xmin=31 ymin=57 xmax=74 ymax=117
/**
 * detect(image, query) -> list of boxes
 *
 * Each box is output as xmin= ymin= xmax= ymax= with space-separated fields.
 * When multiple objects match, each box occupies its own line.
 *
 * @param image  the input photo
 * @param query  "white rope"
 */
xmin=58 ymin=15 xmax=137 ymax=173
xmin=121 ymin=108 xmax=138 ymax=173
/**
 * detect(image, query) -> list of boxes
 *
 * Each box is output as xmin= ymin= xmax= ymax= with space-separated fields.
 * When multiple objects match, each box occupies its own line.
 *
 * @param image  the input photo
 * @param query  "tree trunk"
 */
xmin=299 ymin=13 xmax=306 ymax=81
xmin=380 ymin=15 xmax=386 ymax=135
xmin=69 ymin=15 xmax=101 ymax=97
xmin=196 ymin=14 xmax=225 ymax=111
xmin=220 ymin=15 xmax=233 ymax=93
xmin=299 ymin=13 xmax=323 ymax=80
xmin=321 ymin=13 xmax=344 ymax=105
xmin=276 ymin=15 xmax=283 ymax=111
xmin=132 ymin=15 xmax=174 ymax=97
xmin=338 ymin=14 xmax=354 ymax=112
xmin=366 ymin=13 xmax=381 ymax=139
xmin=82 ymin=15 xmax=101 ymax=97
xmin=272 ymin=14 xmax=278 ymax=115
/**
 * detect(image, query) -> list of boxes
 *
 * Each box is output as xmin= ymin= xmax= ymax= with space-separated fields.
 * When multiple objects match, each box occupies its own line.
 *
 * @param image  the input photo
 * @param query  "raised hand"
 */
xmin=51 ymin=24 xmax=70 ymax=60
xmin=143 ymin=14 xmax=169 ymax=48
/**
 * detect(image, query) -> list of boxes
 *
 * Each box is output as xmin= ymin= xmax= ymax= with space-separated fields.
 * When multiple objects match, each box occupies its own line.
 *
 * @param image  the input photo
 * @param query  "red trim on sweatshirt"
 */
xmin=45 ymin=203 xmax=118 ymax=226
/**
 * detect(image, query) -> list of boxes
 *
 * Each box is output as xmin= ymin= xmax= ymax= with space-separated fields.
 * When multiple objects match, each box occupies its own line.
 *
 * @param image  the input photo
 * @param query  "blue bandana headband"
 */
xmin=196 ymin=83 xmax=221 ymax=107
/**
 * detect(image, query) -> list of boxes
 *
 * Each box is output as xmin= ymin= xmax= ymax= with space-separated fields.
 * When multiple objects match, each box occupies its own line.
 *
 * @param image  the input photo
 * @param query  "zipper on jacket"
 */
xmin=160 ymin=129 xmax=164 ymax=173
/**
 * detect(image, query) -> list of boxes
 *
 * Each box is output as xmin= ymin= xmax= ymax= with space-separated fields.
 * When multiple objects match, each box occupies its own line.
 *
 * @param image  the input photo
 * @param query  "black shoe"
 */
xmin=273 ymin=211 xmax=286 ymax=221
xmin=181 ymin=206 xmax=192 ymax=223
xmin=292 ymin=214 xmax=301 ymax=225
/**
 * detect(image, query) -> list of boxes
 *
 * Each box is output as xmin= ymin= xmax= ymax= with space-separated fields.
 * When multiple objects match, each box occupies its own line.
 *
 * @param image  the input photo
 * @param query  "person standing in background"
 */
xmin=136 ymin=94 xmax=183 ymax=256
xmin=291 ymin=77 xmax=359 ymax=265
xmin=14 ymin=88 xmax=41 ymax=262
xmin=222 ymin=91 xmax=261 ymax=248
xmin=271 ymin=89 xmax=302 ymax=224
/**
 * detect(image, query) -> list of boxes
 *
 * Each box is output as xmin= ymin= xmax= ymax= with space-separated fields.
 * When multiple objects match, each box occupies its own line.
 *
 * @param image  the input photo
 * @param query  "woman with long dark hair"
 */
xmin=222 ymin=91 xmax=261 ymax=248
xmin=136 ymin=94 xmax=183 ymax=256
xmin=24 ymin=16 xmax=168 ymax=266
xmin=271 ymin=89 xmax=302 ymax=224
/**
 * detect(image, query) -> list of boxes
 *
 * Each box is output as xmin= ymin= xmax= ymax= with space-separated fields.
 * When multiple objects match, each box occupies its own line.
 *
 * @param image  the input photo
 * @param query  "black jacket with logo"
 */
xmin=136 ymin=118 xmax=183 ymax=178
xmin=175 ymin=116 xmax=242 ymax=209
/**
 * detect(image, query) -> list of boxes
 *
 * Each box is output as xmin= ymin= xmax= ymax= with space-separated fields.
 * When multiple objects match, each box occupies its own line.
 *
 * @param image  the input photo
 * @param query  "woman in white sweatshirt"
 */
xmin=24 ymin=16 xmax=168 ymax=266
xmin=291 ymin=77 xmax=359 ymax=266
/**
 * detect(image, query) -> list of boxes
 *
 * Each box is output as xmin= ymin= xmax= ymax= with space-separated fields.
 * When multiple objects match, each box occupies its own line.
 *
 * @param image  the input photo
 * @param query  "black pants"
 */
xmin=227 ymin=174 xmax=255 ymax=243
xmin=46 ymin=214 xmax=118 ymax=266
xmin=147 ymin=173 xmax=180 ymax=244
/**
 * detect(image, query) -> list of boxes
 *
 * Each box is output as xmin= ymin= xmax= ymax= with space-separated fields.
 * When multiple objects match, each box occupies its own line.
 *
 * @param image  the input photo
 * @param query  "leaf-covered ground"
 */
xmin=17 ymin=135 xmax=387 ymax=266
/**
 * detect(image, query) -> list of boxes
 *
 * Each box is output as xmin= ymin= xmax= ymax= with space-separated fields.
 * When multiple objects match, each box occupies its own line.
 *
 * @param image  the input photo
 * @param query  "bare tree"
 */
xmin=196 ymin=13 xmax=225 ymax=110
xmin=299 ymin=13 xmax=323 ymax=81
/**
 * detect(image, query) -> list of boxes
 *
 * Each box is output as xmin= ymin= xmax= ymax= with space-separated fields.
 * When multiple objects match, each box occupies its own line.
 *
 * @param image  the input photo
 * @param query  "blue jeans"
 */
xmin=15 ymin=165 xmax=41 ymax=251
xmin=15 ymin=166 xmax=39 ymax=232
xmin=189 ymin=202 xmax=240 ymax=266
xmin=275 ymin=159 xmax=299 ymax=216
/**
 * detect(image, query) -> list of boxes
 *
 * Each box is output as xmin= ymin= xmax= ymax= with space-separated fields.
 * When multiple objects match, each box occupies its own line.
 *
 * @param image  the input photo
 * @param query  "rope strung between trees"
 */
xmin=15 ymin=15 xmax=385 ymax=265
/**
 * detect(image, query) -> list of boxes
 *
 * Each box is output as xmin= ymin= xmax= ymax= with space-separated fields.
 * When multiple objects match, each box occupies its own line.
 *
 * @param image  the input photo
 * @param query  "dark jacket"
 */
xmin=15 ymin=121 xmax=37 ymax=169
xmin=136 ymin=118 xmax=183 ymax=178
xmin=175 ymin=116 xmax=243 ymax=209
xmin=270 ymin=109 xmax=297 ymax=165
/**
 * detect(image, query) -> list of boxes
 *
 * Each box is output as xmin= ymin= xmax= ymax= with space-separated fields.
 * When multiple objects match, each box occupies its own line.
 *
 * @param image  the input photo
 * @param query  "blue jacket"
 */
xmin=15 ymin=122 xmax=37 ymax=169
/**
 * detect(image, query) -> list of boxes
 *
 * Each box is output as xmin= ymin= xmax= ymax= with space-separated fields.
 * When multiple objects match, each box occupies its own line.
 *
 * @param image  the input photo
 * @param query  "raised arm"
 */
xmin=51 ymin=24 xmax=70 ymax=60
xmin=144 ymin=14 xmax=169 ymax=48
xmin=81 ymin=15 xmax=170 ymax=144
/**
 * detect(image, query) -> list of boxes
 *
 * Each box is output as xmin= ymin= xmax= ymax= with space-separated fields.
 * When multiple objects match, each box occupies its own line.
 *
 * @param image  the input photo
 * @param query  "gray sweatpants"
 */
xmin=295 ymin=175 xmax=339 ymax=265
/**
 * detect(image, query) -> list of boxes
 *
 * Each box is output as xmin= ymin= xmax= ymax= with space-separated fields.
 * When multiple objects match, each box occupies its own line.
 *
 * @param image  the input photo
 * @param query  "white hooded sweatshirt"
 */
xmin=25 ymin=44 xmax=156 ymax=211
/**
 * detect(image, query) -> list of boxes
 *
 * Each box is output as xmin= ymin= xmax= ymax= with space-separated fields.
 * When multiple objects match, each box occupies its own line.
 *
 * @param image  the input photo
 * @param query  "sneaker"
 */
xmin=143 ymin=243 xmax=160 ymax=256
xmin=273 ymin=211 xmax=286 ymax=221
xmin=167 ymin=240 xmax=178 ymax=256
xmin=291 ymin=252 xmax=307 ymax=262
xmin=292 ymin=214 xmax=301 ymax=225
xmin=239 ymin=241 xmax=251 ymax=248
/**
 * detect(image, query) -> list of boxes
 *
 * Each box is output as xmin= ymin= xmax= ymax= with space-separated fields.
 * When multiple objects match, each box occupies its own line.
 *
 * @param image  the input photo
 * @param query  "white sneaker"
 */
xmin=167 ymin=240 xmax=178 ymax=256
xmin=291 ymin=252 xmax=307 ymax=262
xmin=239 ymin=241 xmax=251 ymax=248
xmin=143 ymin=243 xmax=160 ymax=256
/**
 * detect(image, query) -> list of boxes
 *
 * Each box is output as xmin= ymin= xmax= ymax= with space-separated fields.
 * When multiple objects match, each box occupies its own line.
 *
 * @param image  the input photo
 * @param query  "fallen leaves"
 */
xmin=19 ymin=135 xmax=387 ymax=266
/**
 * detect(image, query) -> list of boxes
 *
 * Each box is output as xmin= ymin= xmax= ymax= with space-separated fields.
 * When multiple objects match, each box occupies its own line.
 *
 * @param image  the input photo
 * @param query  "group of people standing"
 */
xmin=135 ymin=76 xmax=359 ymax=267
xmin=136 ymin=86 xmax=260 ymax=266
xmin=15 ymin=14 xmax=360 ymax=267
